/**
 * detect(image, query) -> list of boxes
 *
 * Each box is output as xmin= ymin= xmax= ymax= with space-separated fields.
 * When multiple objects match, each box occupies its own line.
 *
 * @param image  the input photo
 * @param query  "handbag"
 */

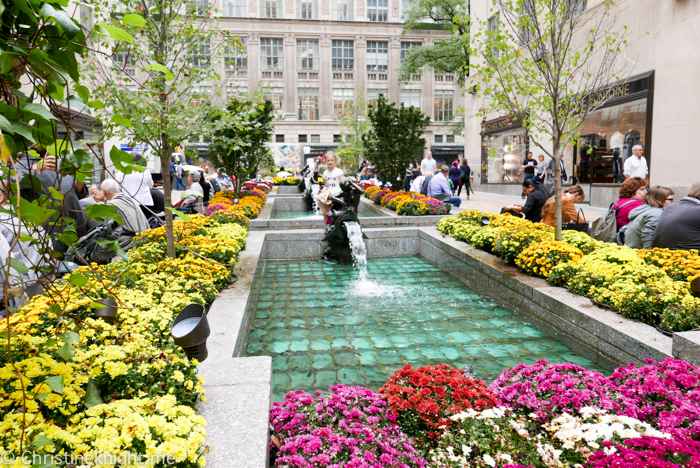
xmin=590 ymin=200 xmax=634 ymax=242
xmin=562 ymin=209 xmax=588 ymax=232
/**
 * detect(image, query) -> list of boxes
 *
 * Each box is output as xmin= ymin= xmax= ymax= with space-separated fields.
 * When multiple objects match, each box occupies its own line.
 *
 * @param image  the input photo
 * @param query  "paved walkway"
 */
xmin=450 ymin=190 xmax=607 ymax=222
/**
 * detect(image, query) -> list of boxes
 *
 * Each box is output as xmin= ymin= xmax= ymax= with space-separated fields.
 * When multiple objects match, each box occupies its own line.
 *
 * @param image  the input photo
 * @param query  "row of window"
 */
xmin=272 ymin=88 xmax=453 ymax=121
xmin=232 ymin=39 xmax=419 ymax=72
xmin=199 ymin=0 xmax=403 ymax=21
xmin=277 ymin=133 xmax=457 ymax=143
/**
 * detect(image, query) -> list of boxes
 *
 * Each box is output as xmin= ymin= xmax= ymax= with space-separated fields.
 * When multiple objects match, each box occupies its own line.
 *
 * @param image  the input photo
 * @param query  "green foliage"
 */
xmin=363 ymin=95 xmax=430 ymax=188
xmin=208 ymin=94 xmax=275 ymax=198
xmin=400 ymin=0 xmax=470 ymax=85
xmin=337 ymin=88 xmax=371 ymax=169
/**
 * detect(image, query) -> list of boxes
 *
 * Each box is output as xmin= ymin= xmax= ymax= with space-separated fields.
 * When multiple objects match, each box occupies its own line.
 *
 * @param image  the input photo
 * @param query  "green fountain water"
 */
xmin=244 ymin=256 xmax=605 ymax=402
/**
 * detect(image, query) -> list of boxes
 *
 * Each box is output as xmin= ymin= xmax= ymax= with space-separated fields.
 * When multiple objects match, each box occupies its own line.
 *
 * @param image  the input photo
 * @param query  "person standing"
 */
xmin=623 ymin=145 xmax=649 ymax=182
xmin=175 ymin=161 xmax=187 ymax=190
xmin=428 ymin=167 xmax=461 ymax=208
xmin=449 ymin=161 xmax=460 ymax=195
xmin=535 ymin=155 xmax=547 ymax=183
xmin=169 ymin=158 xmax=176 ymax=189
xmin=420 ymin=151 xmax=437 ymax=176
xmin=457 ymin=158 xmax=472 ymax=199
xmin=520 ymin=153 xmax=537 ymax=198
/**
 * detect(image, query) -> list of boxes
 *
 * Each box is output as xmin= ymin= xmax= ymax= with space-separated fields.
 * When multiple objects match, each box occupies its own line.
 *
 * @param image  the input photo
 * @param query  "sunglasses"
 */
xmin=666 ymin=197 xmax=674 ymax=201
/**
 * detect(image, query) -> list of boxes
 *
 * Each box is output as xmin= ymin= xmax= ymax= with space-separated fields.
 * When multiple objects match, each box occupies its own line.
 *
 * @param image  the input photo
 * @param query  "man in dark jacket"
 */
xmin=504 ymin=178 xmax=548 ymax=223
xmin=653 ymin=181 xmax=700 ymax=250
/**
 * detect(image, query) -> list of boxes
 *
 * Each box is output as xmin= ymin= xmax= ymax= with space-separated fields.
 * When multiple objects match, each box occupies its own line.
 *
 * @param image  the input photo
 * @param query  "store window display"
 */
xmin=481 ymin=126 xmax=528 ymax=184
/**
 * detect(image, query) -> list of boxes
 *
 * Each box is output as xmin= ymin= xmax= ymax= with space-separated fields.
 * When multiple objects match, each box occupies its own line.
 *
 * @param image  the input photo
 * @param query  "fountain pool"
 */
xmin=243 ymin=256 xmax=606 ymax=402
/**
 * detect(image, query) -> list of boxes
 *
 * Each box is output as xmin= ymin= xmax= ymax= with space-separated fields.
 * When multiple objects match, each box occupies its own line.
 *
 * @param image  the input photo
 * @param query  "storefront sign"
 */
xmin=482 ymin=116 xmax=521 ymax=134
xmin=581 ymin=74 xmax=651 ymax=109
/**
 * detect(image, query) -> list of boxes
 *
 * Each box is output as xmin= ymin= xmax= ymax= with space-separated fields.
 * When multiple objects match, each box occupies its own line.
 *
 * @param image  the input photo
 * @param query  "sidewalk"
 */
xmin=450 ymin=190 xmax=607 ymax=222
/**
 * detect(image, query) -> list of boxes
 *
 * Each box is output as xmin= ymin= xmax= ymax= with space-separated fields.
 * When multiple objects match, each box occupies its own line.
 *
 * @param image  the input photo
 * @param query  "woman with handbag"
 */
xmin=457 ymin=158 xmax=472 ymax=199
xmin=540 ymin=186 xmax=585 ymax=227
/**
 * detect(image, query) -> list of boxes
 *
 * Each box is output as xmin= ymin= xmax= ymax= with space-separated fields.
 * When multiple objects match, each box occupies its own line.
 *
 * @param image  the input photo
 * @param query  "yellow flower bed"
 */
xmin=272 ymin=176 xmax=300 ymax=185
xmin=438 ymin=210 xmax=700 ymax=331
xmin=1 ymin=203 xmax=258 ymax=465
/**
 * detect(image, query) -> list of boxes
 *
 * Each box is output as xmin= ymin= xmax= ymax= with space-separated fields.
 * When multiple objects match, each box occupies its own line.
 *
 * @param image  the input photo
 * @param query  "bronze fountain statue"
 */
xmin=322 ymin=179 xmax=365 ymax=263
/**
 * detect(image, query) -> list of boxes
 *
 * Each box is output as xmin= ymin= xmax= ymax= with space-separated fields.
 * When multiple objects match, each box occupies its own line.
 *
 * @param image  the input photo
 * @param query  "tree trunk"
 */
xmin=553 ymin=139 xmax=563 ymax=242
xmin=161 ymin=135 xmax=176 ymax=258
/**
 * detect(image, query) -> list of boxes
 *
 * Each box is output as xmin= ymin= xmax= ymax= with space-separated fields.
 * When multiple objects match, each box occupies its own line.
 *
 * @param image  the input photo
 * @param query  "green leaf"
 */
xmin=11 ymin=121 xmax=36 ymax=143
xmin=0 ymin=114 xmax=14 ymax=135
xmin=68 ymin=273 xmax=87 ymax=287
xmin=88 ymin=100 xmax=105 ymax=109
xmin=0 ymin=52 xmax=11 ymax=74
xmin=84 ymin=379 xmax=104 ymax=408
xmin=110 ymin=115 xmax=133 ymax=128
xmin=56 ymin=231 xmax=78 ymax=245
xmin=9 ymin=257 xmax=30 ymax=274
xmin=9 ymin=196 xmax=55 ymax=226
xmin=31 ymin=435 xmax=54 ymax=448
xmin=62 ymin=331 xmax=79 ymax=344
xmin=109 ymin=146 xmax=144 ymax=174
xmin=85 ymin=204 xmax=124 ymax=225
xmin=56 ymin=343 xmax=74 ymax=361
xmin=122 ymin=13 xmax=146 ymax=27
xmin=41 ymin=3 xmax=81 ymax=38
xmin=42 ymin=338 xmax=58 ymax=348
xmin=48 ymin=186 xmax=64 ymax=200
xmin=145 ymin=63 xmax=174 ymax=81
xmin=96 ymin=24 xmax=134 ymax=43
xmin=94 ymin=239 xmax=128 ymax=261
xmin=166 ymin=207 xmax=191 ymax=221
xmin=44 ymin=376 xmax=64 ymax=393
xmin=75 ymin=84 xmax=90 ymax=102
xmin=23 ymin=103 xmax=57 ymax=121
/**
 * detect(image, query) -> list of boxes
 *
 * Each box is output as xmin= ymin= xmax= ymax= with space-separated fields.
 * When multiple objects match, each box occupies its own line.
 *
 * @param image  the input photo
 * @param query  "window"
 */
xmin=311 ymin=134 xmax=320 ymax=143
xmin=332 ymin=0 xmax=353 ymax=20
xmin=435 ymin=135 xmax=443 ymax=143
xmin=487 ymin=15 xmax=500 ymax=57
xmin=566 ymin=0 xmax=586 ymax=17
xmin=298 ymin=0 xmax=318 ymax=18
xmin=276 ymin=134 xmax=285 ymax=142
xmin=261 ymin=0 xmax=282 ymax=18
xmin=367 ymin=89 xmax=386 ymax=108
xmin=266 ymin=87 xmax=284 ymax=112
xmin=333 ymin=134 xmax=342 ymax=143
xmin=519 ymin=3 xmax=535 ymax=44
xmin=114 ymin=49 xmax=136 ymax=68
xmin=188 ymin=0 xmax=208 ymax=15
xmin=261 ymin=38 xmax=284 ymax=70
xmin=190 ymin=40 xmax=210 ymax=68
xmin=401 ymin=0 xmax=411 ymax=20
xmin=367 ymin=0 xmax=388 ymax=21
xmin=400 ymin=89 xmax=420 ymax=109
xmin=366 ymin=41 xmax=388 ymax=72
xmin=298 ymin=88 xmax=319 ymax=120
xmin=433 ymin=90 xmax=453 ymax=121
xmin=400 ymin=42 xmax=420 ymax=62
xmin=333 ymin=88 xmax=353 ymax=119
xmin=225 ymin=37 xmax=248 ymax=72
xmin=190 ymin=85 xmax=210 ymax=107
xmin=226 ymin=85 xmax=248 ymax=99
xmin=446 ymin=135 xmax=455 ymax=144
xmin=332 ymin=40 xmax=354 ymax=71
xmin=299 ymin=134 xmax=308 ymax=143
xmin=296 ymin=40 xmax=319 ymax=71
xmin=222 ymin=0 xmax=246 ymax=16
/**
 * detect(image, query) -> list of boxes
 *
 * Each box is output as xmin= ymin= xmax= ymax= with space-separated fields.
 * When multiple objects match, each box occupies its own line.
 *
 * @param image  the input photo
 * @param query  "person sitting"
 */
xmin=212 ymin=168 xmax=233 ymax=191
xmin=540 ymin=186 xmax=585 ymax=227
xmin=613 ymin=177 xmax=647 ymax=231
xmin=101 ymin=179 xmax=149 ymax=235
xmin=428 ymin=167 xmax=462 ymax=208
xmin=624 ymin=186 xmax=674 ymax=249
xmin=113 ymin=155 xmax=154 ymax=219
xmin=79 ymin=182 xmax=105 ymax=209
xmin=187 ymin=171 xmax=204 ymax=196
xmin=653 ymin=181 xmax=700 ymax=250
xmin=410 ymin=172 xmax=426 ymax=193
xmin=504 ymin=178 xmax=548 ymax=223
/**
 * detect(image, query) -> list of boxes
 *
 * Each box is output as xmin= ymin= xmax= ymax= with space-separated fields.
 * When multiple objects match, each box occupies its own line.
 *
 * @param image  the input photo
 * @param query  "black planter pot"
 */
xmin=691 ymin=277 xmax=700 ymax=298
xmin=93 ymin=299 xmax=118 ymax=325
xmin=171 ymin=303 xmax=210 ymax=362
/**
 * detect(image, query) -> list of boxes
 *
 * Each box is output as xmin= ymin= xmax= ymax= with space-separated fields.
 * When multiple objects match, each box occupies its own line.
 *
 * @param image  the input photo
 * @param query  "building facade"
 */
xmin=212 ymin=0 xmax=465 ymax=166
xmin=465 ymin=0 xmax=700 ymax=207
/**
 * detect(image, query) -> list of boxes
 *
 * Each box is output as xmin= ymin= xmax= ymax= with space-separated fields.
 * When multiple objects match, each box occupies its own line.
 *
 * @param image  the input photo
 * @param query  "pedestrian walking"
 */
xmin=457 ymin=158 xmax=472 ymax=199
xmin=175 ymin=161 xmax=187 ymax=190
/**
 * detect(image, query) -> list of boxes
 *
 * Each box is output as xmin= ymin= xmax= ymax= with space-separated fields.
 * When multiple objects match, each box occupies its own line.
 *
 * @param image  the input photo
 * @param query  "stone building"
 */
xmin=464 ymin=0 xmax=700 ymax=207
xmin=213 ymin=0 xmax=465 ymax=164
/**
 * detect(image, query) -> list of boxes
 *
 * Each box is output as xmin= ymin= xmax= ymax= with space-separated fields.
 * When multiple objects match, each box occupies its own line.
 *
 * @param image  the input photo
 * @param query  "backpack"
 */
xmin=209 ymin=178 xmax=222 ymax=194
xmin=65 ymin=220 xmax=135 ymax=264
xmin=590 ymin=200 xmax=635 ymax=242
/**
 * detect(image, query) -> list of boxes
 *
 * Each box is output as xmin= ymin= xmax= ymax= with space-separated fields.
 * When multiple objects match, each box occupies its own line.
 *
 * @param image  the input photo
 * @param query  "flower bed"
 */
xmin=273 ymin=176 xmax=301 ymax=185
xmin=243 ymin=180 xmax=272 ymax=193
xmin=1 ymin=193 xmax=264 ymax=466
xmin=364 ymin=187 xmax=450 ymax=216
xmin=270 ymin=359 xmax=700 ymax=467
xmin=209 ymin=189 xmax=265 ymax=220
xmin=437 ymin=210 xmax=700 ymax=331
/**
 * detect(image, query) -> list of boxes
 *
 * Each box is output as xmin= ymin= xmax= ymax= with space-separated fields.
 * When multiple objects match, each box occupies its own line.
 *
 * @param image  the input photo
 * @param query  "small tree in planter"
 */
xmin=363 ymin=95 xmax=430 ymax=189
